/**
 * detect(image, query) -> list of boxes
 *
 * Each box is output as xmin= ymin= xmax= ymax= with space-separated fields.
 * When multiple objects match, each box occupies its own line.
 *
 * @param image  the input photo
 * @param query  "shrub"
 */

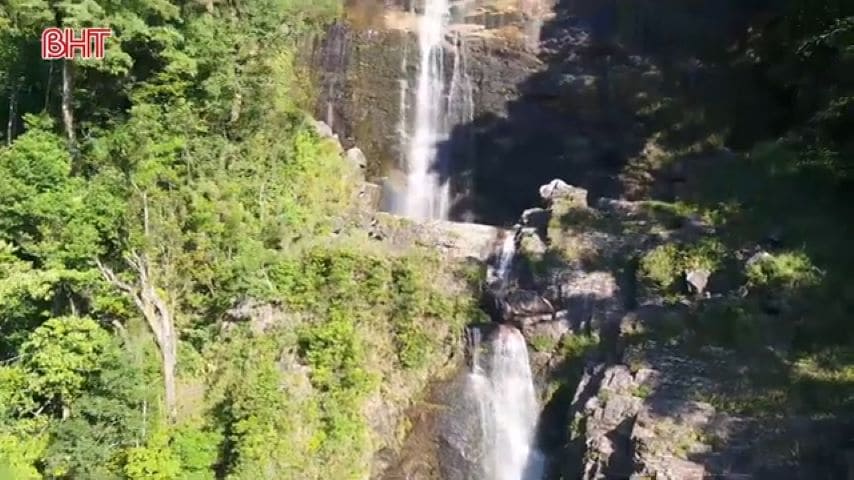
xmin=639 ymin=239 xmax=726 ymax=296
xmin=746 ymin=251 xmax=821 ymax=291
xmin=639 ymin=244 xmax=682 ymax=291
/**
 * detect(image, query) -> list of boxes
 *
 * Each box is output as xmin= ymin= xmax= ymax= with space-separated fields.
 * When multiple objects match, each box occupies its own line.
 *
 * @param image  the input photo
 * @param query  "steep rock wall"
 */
xmin=310 ymin=0 xmax=786 ymax=224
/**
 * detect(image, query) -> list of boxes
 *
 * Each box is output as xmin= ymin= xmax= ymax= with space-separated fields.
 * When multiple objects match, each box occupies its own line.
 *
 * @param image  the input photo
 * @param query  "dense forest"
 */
xmin=0 ymin=0 xmax=852 ymax=479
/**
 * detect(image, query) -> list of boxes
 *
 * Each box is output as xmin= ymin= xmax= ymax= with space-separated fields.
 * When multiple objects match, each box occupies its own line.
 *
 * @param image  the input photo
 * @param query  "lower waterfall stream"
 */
xmin=468 ymin=325 xmax=545 ymax=480
xmin=468 ymin=231 xmax=545 ymax=480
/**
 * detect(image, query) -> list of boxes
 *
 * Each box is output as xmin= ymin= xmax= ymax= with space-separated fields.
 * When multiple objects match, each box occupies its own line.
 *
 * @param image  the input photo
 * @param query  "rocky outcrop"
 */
xmin=365 ymin=213 xmax=512 ymax=262
xmin=566 ymin=325 xmax=854 ymax=480
xmin=539 ymin=179 xmax=589 ymax=207
xmin=479 ymin=179 xmax=854 ymax=480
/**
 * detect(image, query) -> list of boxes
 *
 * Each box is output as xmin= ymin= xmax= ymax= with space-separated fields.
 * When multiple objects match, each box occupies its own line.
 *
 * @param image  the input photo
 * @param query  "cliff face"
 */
xmin=310 ymin=0 xmax=785 ymax=223
xmin=309 ymin=23 xmax=414 ymax=180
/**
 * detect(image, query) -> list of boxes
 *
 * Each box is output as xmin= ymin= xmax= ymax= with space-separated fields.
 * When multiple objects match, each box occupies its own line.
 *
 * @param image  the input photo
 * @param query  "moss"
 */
xmin=792 ymin=348 xmax=854 ymax=412
xmin=561 ymin=333 xmax=600 ymax=360
xmin=632 ymin=384 xmax=654 ymax=399
xmin=569 ymin=413 xmax=586 ymax=441
xmin=530 ymin=333 xmax=559 ymax=353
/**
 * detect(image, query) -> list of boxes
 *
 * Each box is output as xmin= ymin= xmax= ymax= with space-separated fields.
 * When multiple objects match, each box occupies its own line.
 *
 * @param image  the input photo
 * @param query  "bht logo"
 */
xmin=41 ymin=27 xmax=112 ymax=60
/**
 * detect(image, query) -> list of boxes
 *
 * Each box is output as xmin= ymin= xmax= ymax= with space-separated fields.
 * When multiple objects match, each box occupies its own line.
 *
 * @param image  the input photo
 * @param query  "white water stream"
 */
xmin=398 ymin=0 xmax=472 ymax=220
xmin=495 ymin=231 xmax=517 ymax=283
xmin=470 ymin=325 xmax=545 ymax=480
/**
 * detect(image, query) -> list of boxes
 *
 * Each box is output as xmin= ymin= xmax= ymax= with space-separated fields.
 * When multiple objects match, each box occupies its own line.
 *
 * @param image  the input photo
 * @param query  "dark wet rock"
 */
xmin=309 ymin=23 xmax=413 ymax=178
xmin=482 ymin=285 xmax=556 ymax=325
xmin=504 ymin=289 xmax=555 ymax=319
xmin=521 ymin=207 xmax=551 ymax=231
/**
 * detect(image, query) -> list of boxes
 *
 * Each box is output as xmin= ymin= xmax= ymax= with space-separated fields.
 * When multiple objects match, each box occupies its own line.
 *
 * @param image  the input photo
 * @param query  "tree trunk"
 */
xmin=161 ymin=323 xmax=178 ymax=420
xmin=44 ymin=62 xmax=54 ymax=110
xmin=97 ymin=253 xmax=178 ymax=422
xmin=61 ymin=59 xmax=75 ymax=148
xmin=7 ymin=86 xmax=17 ymax=145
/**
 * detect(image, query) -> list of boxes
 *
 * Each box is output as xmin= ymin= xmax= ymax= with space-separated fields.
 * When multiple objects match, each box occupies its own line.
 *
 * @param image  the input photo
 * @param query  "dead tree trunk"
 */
xmin=61 ymin=59 xmax=75 ymax=149
xmin=7 ymin=86 xmax=17 ymax=145
xmin=97 ymin=252 xmax=178 ymax=421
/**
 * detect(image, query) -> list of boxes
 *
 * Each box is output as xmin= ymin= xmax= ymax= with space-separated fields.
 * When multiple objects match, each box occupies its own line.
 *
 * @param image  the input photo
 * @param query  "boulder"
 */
xmin=684 ymin=268 xmax=710 ymax=296
xmin=539 ymin=179 xmax=588 ymax=208
xmin=356 ymin=182 xmax=381 ymax=211
xmin=596 ymin=197 xmax=643 ymax=217
xmin=520 ymin=311 xmax=573 ymax=343
xmin=345 ymin=146 xmax=368 ymax=171
xmin=504 ymin=289 xmax=555 ymax=319
xmin=311 ymin=119 xmax=335 ymax=139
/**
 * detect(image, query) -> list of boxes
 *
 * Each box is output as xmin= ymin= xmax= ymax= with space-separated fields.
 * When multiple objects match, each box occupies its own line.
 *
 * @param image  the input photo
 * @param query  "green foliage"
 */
xmin=746 ymin=251 xmax=821 ymax=291
xmin=639 ymin=244 xmax=681 ymax=291
xmin=695 ymin=300 xmax=760 ymax=349
xmin=0 ymin=433 xmax=45 ymax=480
xmin=206 ymin=330 xmax=323 ymax=479
xmin=124 ymin=431 xmax=182 ymax=480
xmin=530 ymin=333 xmax=559 ymax=353
xmin=561 ymin=333 xmax=599 ymax=360
xmin=171 ymin=424 xmax=222 ymax=480
xmin=19 ymin=316 xmax=112 ymax=412
xmin=203 ymin=242 xmax=474 ymax=479
xmin=0 ymin=0 xmax=483 ymax=478
xmin=638 ymin=239 xmax=726 ymax=296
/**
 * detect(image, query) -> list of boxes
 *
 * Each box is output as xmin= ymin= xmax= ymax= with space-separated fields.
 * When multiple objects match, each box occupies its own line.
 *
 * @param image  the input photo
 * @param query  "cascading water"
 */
xmin=403 ymin=0 xmax=450 ymax=219
xmin=495 ymin=231 xmax=517 ymax=283
xmin=468 ymin=325 xmax=545 ymax=480
xmin=460 ymin=232 xmax=544 ymax=480
xmin=397 ymin=0 xmax=473 ymax=220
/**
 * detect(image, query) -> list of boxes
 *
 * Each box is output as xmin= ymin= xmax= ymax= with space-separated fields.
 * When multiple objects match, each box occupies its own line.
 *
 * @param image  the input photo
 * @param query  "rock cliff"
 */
xmin=500 ymin=181 xmax=854 ymax=480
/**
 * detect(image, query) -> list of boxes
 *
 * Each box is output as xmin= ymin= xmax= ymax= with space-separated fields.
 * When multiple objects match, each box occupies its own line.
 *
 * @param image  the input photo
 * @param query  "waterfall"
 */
xmin=469 ymin=325 xmax=545 ymax=480
xmin=396 ymin=30 xmax=410 ymax=167
xmin=447 ymin=32 xmax=474 ymax=131
xmin=495 ymin=231 xmax=517 ymax=283
xmin=403 ymin=0 xmax=450 ymax=220
xmin=398 ymin=0 xmax=473 ymax=220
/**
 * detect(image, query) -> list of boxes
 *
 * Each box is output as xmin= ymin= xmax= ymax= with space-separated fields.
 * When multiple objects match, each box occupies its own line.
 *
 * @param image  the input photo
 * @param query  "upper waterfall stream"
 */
xmin=396 ymin=0 xmax=472 ymax=220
